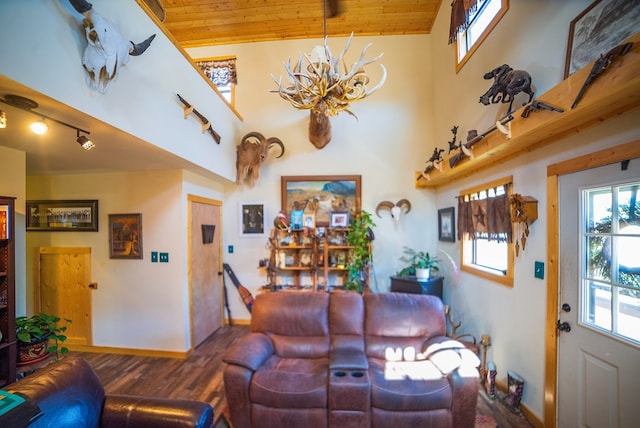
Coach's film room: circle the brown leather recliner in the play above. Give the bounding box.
[223,291,479,428]
[4,356,214,428]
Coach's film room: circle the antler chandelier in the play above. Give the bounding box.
[271,3,386,149]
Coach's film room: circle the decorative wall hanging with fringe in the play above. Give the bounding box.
[449,0,480,44]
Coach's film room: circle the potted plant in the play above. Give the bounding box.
[398,246,439,280]
[16,312,72,364]
[345,210,376,293]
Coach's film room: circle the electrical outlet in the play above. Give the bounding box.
[159,252,169,263]
[151,251,158,263]
[534,261,544,279]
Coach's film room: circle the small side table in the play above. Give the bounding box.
[389,276,443,299]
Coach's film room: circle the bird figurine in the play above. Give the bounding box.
[274,210,289,230]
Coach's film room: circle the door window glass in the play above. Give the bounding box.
[582,182,640,345]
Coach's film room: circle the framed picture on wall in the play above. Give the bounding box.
[239,202,266,237]
[564,0,640,78]
[26,200,98,232]
[109,213,143,259]
[438,207,456,242]
[281,175,361,226]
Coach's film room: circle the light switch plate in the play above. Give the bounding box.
[159,252,169,263]
[151,251,158,263]
[534,261,544,279]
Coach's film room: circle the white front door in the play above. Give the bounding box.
[558,160,640,427]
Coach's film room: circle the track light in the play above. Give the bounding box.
[76,131,95,150]
[30,118,48,135]
[0,94,95,149]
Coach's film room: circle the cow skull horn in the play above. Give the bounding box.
[130,34,157,56]
[69,0,92,14]
[376,201,395,218]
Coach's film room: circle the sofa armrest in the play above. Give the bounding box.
[101,394,213,428]
[330,349,368,370]
[223,332,274,371]
[422,336,480,375]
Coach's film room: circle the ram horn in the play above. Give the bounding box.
[376,201,395,218]
[396,199,412,214]
[267,137,285,158]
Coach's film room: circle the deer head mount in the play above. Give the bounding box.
[271,33,386,149]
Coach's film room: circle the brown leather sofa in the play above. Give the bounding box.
[4,356,214,428]
[223,291,479,428]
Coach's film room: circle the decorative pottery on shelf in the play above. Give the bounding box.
[17,337,50,366]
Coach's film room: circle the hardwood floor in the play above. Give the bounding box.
[72,325,533,427]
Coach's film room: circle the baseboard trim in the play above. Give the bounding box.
[225,318,250,326]
[494,380,543,428]
[68,344,191,359]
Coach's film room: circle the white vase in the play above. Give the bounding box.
[415,268,430,280]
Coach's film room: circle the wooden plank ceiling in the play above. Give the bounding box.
[160,0,444,47]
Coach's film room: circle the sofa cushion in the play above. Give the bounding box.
[250,355,329,408]
[252,293,330,358]
[368,358,452,411]
[364,293,446,361]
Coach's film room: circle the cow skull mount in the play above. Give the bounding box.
[272,33,386,149]
[376,199,412,221]
[68,0,156,94]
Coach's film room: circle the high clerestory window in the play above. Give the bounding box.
[449,0,509,72]
[458,176,514,287]
[195,56,237,106]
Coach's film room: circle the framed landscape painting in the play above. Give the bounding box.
[281,175,361,226]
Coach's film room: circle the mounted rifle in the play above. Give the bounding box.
[571,41,634,109]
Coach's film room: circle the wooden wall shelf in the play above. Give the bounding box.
[416,32,640,189]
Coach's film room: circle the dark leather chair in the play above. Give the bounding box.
[5,356,214,428]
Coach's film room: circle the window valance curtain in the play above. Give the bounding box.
[457,183,512,242]
[449,0,480,44]
[196,58,237,86]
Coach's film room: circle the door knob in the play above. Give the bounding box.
[557,320,571,332]
[562,303,571,312]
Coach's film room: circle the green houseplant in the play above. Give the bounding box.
[345,210,376,293]
[16,312,72,363]
[397,246,439,280]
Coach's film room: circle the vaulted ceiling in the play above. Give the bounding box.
[160,0,444,47]
[0,1,444,176]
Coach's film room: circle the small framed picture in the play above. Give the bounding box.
[438,207,455,242]
[240,202,266,237]
[290,210,304,230]
[330,211,350,228]
[109,213,143,259]
[303,213,316,229]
